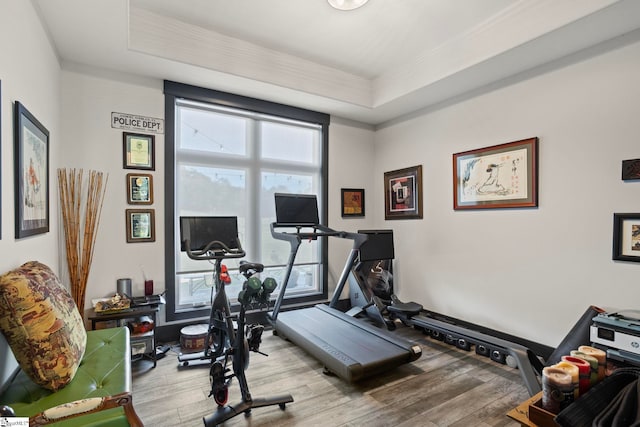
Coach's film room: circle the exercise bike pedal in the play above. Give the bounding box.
[247,324,265,353]
[211,386,229,406]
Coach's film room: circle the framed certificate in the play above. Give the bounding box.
[125,209,155,243]
[126,173,153,204]
[123,132,154,170]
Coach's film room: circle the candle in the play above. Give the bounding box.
[578,346,606,381]
[542,367,574,414]
[570,350,599,385]
[561,355,591,396]
[553,361,579,399]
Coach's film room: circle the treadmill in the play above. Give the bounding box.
[268,193,422,382]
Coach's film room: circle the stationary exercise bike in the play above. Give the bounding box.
[180,216,293,426]
[178,216,267,367]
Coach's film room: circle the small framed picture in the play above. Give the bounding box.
[125,209,155,243]
[123,132,154,170]
[622,159,640,180]
[384,165,423,220]
[341,188,365,217]
[612,213,640,262]
[126,173,153,204]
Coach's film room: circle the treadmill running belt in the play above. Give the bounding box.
[274,304,421,382]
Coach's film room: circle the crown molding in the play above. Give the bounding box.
[128,6,372,108]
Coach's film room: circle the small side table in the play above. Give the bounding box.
[88,305,160,368]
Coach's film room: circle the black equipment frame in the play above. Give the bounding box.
[179,216,293,425]
[267,194,422,382]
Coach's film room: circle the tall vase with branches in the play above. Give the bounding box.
[58,168,108,316]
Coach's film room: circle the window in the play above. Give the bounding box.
[164,81,329,321]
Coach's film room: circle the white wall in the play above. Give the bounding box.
[59,68,165,315]
[56,72,376,323]
[374,36,640,347]
[0,1,61,273]
[327,118,376,296]
[0,0,61,388]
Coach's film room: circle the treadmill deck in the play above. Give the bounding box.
[273,304,421,382]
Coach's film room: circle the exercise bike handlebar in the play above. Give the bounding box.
[183,238,246,261]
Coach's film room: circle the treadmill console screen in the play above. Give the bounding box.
[274,193,320,225]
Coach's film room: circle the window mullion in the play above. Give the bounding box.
[247,118,260,262]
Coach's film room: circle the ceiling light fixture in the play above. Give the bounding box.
[327,0,369,11]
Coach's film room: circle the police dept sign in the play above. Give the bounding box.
[112,112,164,134]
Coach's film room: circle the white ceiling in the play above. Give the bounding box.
[33,0,640,125]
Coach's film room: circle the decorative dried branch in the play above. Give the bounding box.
[58,168,108,315]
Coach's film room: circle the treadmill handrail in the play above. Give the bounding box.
[269,222,367,320]
[271,223,346,240]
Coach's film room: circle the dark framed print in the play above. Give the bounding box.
[126,209,155,243]
[123,132,155,170]
[453,137,538,210]
[126,173,153,204]
[612,213,640,262]
[384,165,423,220]
[14,101,49,238]
[622,159,640,180]
[0,80,2,239]
[341,188,365,217]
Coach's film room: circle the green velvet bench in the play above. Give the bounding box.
[1,327,142,426]
[0,261,143,426]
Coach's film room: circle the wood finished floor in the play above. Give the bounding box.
[132,324,528,426]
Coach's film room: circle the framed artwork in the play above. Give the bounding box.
[384,165,423,220]
[612,213,640,262]
[453,137,538,210]
[0,80,2,239]
[123,132,155,170]
[622,159,640,180]
[341,188,365,217]
[14,101,49,238]
[125,209,155,243]
[126,173,153,204]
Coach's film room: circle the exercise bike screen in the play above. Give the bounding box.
[179,216,240,252]
[358,229,395,262]
[274,193,320,225]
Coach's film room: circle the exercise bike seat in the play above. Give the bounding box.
[239,261,264,275]
[387,301,423,317]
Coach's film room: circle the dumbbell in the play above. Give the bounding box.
[258,277,278,304]
[238,276,262,306]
